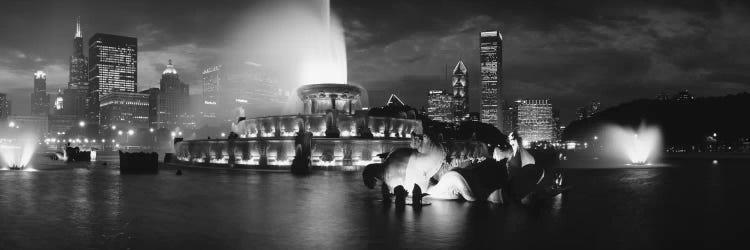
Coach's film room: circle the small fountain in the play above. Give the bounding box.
[605,124,662,165]
[0,133,38,171]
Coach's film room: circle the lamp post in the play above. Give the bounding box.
[127,129,134,144]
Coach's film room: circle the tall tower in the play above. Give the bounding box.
[66,17,90,122]
[88,33,137,126]
[31,71,49,115]
[69,17,88,87]
[451,60,469,122]
[480,30,502,129]
[158,60,189,130]
[201,65,221,122]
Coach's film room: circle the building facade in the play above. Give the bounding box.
[479,30,502,129]
[89,33,137,126]
[201,65,221,122]
[99,91,149,131]
[158,60,189,130]
[0,93,10,121]
[31,71,50,115]
[451,60,469,122]
[426,89,453,122]
[140,88,160,129]
[516,99,555,145]
[502,100,518,134]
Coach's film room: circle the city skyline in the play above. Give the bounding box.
[1,0,750,123]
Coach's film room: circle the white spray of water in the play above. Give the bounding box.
[227,0,347,88]
[604,124,662,164]
[0,133,38,169]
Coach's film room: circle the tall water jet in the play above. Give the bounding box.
[227,0,348,89]
[604,124,662,165]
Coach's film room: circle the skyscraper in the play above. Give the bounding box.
[64,17,91,122]
[69,17,88,88]
[158,60,189,130]
[201,65,221,121]
[31,71,50,115]
[426,89,453,122]
[451,60,468,122]
[480,30,502,129]
[0,93,10,121]
[140,88,159,129]
[516,99,555,145]
[89,33,137,126]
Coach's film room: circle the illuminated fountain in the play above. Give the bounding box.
[605,124,662,165]
[0,134,37,171]
[173,0,488,170]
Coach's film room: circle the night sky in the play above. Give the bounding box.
[1,0,749,123]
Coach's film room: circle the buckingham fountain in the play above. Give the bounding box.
[172,0,489,171]
[174,83,428,171]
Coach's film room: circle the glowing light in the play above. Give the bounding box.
[171,132,176,137]
[127,129,134,136]
[606,124,662,165]
[712,160,718,165]
[149,128,154,133]
[8,121,15,128]
[118,130,123,135]
[34,70,46,79]
[79,121,85,127]
[221,132,226,137]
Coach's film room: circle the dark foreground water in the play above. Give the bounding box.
[1,156,749,249]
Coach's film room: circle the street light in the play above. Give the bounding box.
[79,121,85,128]
[8,121,15,128]
[118,130,123,135]
[127,129,134,136]
[149,128,154,133]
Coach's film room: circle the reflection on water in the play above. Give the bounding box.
[1,158,749,249]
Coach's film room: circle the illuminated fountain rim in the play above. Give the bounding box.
[296,83,365,99]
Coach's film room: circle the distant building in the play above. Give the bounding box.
[48,114,78,136]
[140,88,160,129]
[158,60,189,130]
[31,71,50,115]
[69,17,88,89]
[386,94,405,107]
[99,91,149,131]
[675,89,694,101]
[201,65,221,120]
[451,60,469,122]
[656,92,670,101]
[0,93,10,121]
[516,99,554,145]
[576,107,587,121]
[426,89,453,122]
[468,112,481,122]
[89,33,137,126]
[502,101,518,134]
[53,89,64,112]
[64,18,91,122]
[576,100,601,120]
[480,30,502,129]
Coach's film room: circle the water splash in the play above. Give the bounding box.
[228,0,348,88]
[605,124,662,164]
[0,133,37,169]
